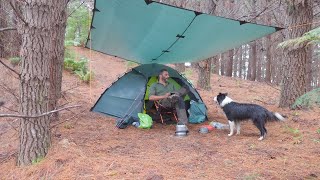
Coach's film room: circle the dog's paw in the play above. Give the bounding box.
[258,136,264,140]
[228,133,233,136]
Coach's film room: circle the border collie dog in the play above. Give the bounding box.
[214,93,285,140]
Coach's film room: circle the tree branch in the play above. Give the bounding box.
[0,27,17,32]
[0,105,81,118]
[67,1,85,18]
[9,0,28,25]
[0,59,20,77]
[50,108,87,128]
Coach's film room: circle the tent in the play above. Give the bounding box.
[91,63,204,120]
[86,0,282,64]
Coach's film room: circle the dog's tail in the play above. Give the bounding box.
[267,111,286,121]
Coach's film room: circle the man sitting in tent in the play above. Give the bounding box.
[149,69,189,125]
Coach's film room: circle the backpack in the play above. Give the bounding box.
[188,100,207,124]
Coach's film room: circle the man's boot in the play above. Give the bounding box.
[176,107,188,125]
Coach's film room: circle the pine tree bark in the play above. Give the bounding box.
[265,35,272,83]
[0,0,8,58]
[220,53,225,76]
[15,0,68,166]
[225,49,234,77]
[233,48,238,78]
[191,0,216,90]
[239,45,243,79]
[256,41,262,82]
[212,56,219,75]
[250,41,257,81]
[279,0,313,107]
[247,45,252,80]
[197,59,211,90]
[305,46,312,91]
[48,11,67,121]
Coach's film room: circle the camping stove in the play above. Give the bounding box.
[175,124,188,136]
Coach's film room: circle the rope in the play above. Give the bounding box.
[115,88,146,128]
[89,7,93,103]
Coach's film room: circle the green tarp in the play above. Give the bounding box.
[86,0,281,64]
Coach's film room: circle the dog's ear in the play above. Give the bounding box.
[225,93,228,96]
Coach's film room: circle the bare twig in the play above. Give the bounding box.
[0,105,18,113]
[6,119,19,132]
[61,85,80,94]
[0,27,17,32]
[266,82,281,91]
[0,83,19,103]
[50,108,87,128]
[0,105,81,118]
[67,1,85,18]
[0,151,17,164]
[0,59,20,77]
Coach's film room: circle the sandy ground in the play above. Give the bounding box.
[0,47,320,180]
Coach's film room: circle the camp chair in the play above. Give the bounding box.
[154,100,178,124]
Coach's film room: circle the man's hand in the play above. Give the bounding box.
[149,93,171,101]
[164,93,170,98]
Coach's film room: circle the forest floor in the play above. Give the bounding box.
[0,47,320,180]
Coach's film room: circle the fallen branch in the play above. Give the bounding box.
[0,59,20,77]
[0,27,17,32]
[0,105,81,118]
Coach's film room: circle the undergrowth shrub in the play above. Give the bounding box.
[64,48,94,83]
[292,88,320,109]
[9,57,21,66]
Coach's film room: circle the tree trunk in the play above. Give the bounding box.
[212,56,219,75]
[190,0,216,89]
[174,63,185,73]
[0,0,8,58]
[239,45,243,79]
[225,49,234,77]
[246,45,252,80]
[250,41,257,81]
[15,0,68,166]
[256,40,262,82]
[279,0,313,107]
[233,48,238,77]
[305,46,312,91]
[265,36,272,82]
[220,53,225,76]
[0,0,21,58]
[197,59,212,90]
[48,12,67,121]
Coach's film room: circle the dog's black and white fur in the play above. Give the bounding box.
[214,93,285,140]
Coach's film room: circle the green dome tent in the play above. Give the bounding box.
[91,63,204,121]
